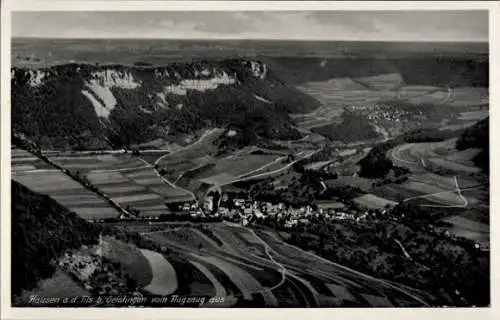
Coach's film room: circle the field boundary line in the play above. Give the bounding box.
[137,157,197,201]
[419,176,469,208]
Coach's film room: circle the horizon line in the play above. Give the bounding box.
[11,36,489,44]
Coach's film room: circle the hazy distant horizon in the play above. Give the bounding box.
[11,36,489,44]
[12,11,488,43]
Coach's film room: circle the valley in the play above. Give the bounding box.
[10,38,489,308]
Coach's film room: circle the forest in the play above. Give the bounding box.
[311,110,380,143]
[455,117,489,172]
[11,181,102,297]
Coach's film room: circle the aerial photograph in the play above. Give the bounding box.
[10,10,489,308]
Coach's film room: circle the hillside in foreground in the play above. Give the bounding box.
[11,180,102,299]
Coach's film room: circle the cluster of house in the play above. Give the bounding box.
[211,196,375,227]
[347,103,426,123]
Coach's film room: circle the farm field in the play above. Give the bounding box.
[442,216,489,246]
[86,165,194,216]
[353,194,398,210]
[155,128,225,173]
[12,170,120,220]
[144,228,222,252]
[140,249,178,295]
[457,110,489,121]
[11,149,151,175]
[387,139,483,175]
[177,152,286,185]
[383,137,489,245]
[438,121,476,131]
[297,80,486,108]
[50,154,146,172]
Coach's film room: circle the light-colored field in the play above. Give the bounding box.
[12,170,120,220]
[304,159,336,171]
[442,216,489,245]
[400,181,465,205]
[428,158,481,174]
[457,110,489,121]
[361,294,394,307]
[315,201,347,210]
[199,173,238,186]
[140,249,178,295]
[11,164,37,171]
[353,194,398,210]
[325,283,356,301]
[439,122,476,131]
[50,154,146,172]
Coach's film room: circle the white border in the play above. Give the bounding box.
[1,1,498,320]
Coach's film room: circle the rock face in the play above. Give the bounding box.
[11,59,320,150]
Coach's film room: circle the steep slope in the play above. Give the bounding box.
[11,59,320,150]
[456,117,489,172]
[11,180,102,297]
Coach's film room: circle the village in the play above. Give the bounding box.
[173,190,401,229]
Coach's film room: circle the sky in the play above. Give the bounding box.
[12,11,488,42]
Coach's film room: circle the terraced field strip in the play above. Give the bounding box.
[189,253,279,306]
[140,249,178,295]
[189,260,227,296]
[152,228,221,252]
[49,154,147,173]
[86,164,194,215]
[12,170,120,220]
[144,228,272,275]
